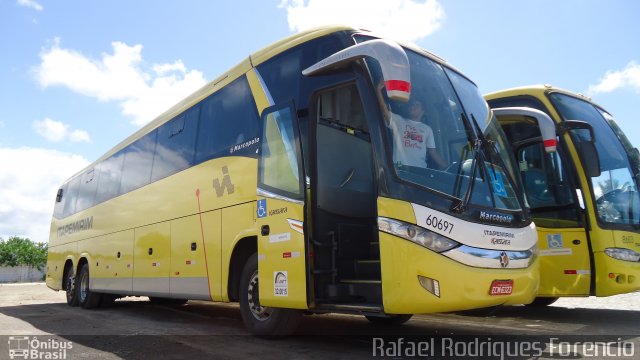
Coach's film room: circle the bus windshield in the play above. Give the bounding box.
[549,93,640,226]
[373,49,522,211]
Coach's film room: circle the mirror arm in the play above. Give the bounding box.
[302,39,411,101]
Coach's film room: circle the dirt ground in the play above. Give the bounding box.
[0,283,638,359]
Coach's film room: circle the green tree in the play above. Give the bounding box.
[0,236,48,270]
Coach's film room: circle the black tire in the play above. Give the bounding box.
[365,314,413,326]
[239,253,302,337]
[149,297,188,305]
[77,263,102,309]
[526,297,560,307]
[63,264,79,307]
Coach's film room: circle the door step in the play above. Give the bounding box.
[314,303,384,316]
[341,279,381,284]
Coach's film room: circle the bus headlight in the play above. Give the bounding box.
[378,217,459,253]
[605,248,640,262]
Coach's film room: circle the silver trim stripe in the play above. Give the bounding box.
[257,187,304,205]
[442,245,535,269]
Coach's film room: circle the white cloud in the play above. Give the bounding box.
[0,147,89,243]
[69,129,91,143]
[35,39,207,127]
[17,0,43,11]
[588,61,640,95]
[278,0,445,43]
[32,118,91,143]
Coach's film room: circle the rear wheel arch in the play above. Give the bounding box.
[62,259,75,290]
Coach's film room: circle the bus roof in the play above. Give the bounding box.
[485,84,602,108]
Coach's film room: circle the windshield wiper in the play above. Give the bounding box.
[451,112,482,214]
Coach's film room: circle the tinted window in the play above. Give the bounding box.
[487,96,548,114]
[259,105,303,199]
[517,141,581,227]
[53,184,67,219]
[76,169,98,212]
[62,176,80,218]
[152,106,199,182]
[256,33,350,108]
[196,76,260,163]
[120,130,157,194]
[95,150,125,204]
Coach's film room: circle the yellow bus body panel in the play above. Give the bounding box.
[379,233,538,313]
[377,197,538,313]
[47,155,257,300]
[257,198,308,309]
[536,226,590,296]
[45,241,76,290]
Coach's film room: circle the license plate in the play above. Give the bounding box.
[490,280,513,295]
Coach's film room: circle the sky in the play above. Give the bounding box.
[1,0,639,243]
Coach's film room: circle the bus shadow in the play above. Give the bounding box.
[456,304,640,334]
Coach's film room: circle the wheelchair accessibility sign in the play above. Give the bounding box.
[547,233,563,248]
[257,199,267,218]
[489,170,507,198]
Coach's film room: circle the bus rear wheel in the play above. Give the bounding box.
[77,263,102,309]
[239,253,302,337]
[64,264,78,307]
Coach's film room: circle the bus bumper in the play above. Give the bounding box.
[594,251,640,297]
[379,232,539,314]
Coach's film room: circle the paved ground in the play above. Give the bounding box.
[0,283,638,359]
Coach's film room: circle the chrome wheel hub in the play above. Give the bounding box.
[247,270,273,321]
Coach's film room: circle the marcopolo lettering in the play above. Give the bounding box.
[57,216,93,238]
[229,137,260,154]
[479,211,513,224]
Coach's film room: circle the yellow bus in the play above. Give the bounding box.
[487,85,640,305]
[46,26,539,336]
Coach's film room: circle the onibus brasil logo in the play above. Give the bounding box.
[7,336,72,359]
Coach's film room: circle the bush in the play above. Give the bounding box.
[0,236,48,271]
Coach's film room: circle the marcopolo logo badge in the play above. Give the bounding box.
[7,336,73,359]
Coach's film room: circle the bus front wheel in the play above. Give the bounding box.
[239,253,302,337]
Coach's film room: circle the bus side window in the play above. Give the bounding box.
[152,106,199,182]
[196,76,260,163]
[94,150,125,205]
[53,184,68,219]
[76,168,98,212]
[120,130,157,194]
[62,176,81,218]
[518,142,581,227]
